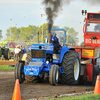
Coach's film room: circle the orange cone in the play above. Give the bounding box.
[12,79,21,100]
[94,75,100,94]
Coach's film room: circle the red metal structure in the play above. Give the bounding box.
[84,12,100,47]
[75,11,100,85]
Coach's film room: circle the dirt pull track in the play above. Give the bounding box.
[0,60,17,65]
[0,72,94,100]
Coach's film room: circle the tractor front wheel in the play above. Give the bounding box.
[49,64,59,86]
[18,62,25,83]
[14,63,19,81]
[14,62,25,83]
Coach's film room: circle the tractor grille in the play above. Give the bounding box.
[28,62,43,67]
[31,50,45,58]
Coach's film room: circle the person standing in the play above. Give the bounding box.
[14,45,21,61]
[22,46,26,53]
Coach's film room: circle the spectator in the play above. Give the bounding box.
[27,47,31,52]
[14,45,21,61]
[20,45,22,50]
[22,46,26,53]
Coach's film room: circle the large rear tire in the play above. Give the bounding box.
[25,50,36,82]
[61,51,80,85]
[4,49,10,60]
[49,64,59,86]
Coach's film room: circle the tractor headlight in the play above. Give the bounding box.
[46,61,49,64]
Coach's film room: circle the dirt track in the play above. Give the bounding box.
[0,60,17,65]
[0,72,94,100]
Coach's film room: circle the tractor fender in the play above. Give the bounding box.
[60,46,74,63]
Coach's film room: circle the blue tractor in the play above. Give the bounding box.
[14,28,80,85]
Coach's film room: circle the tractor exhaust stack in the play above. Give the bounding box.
[48,33,51,45]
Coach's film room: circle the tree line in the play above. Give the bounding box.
[1,23,79,45]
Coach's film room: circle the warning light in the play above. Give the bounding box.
[94,36,97,39]
[85,10,87,14]
[82,10,84,15]
[91,36,94,39]
[91,36,97,39]
[82,10,87,15]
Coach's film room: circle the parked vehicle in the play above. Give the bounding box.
[0,42,10,60]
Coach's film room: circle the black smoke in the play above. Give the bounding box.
[42,0,74,33]
[42,0,100,33]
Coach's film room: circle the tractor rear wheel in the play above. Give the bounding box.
[25,50,36,82]
[61,50,80,85]
[49,64,59,86]
[4,49,10,60]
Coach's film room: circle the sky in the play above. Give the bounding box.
[0,0,100,44]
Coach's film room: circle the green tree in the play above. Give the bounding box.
[37,23,48,43]
[64,27,79,45]
[5,29,10,41]
[11,27,20,42]
[5,25,39,43]
[5,24,79,45]
[19,25,39,42]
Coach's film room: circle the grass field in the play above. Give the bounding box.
[0,65,15,71]
[45,94,100,100]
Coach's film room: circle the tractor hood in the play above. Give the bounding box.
[31,43,54,54]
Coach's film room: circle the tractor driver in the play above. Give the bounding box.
[50,33,59,51]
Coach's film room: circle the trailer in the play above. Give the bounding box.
[14,11,100,86]
[75,11,100,85]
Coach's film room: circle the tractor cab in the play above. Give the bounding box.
[47,28,67,64]
[29,28,68,65]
